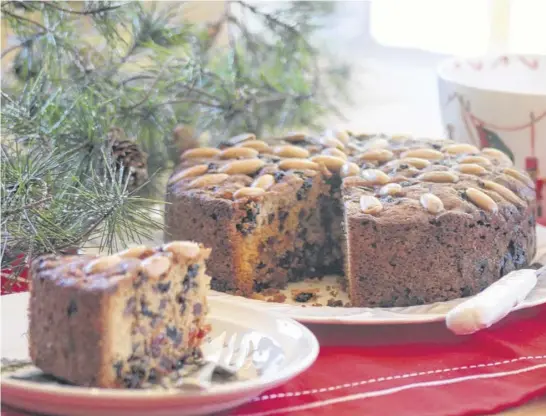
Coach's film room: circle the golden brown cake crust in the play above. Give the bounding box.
[164,132,537,307]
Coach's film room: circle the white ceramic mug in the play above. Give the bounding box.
[437,54,546,179]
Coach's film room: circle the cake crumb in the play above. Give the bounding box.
[263,288,280,297]
[311,302,322,307]
[250,293,266,301]
[327,298,343,307]
[291,288,320,303]
[294,292,314,303]
[329,290,338,297]
[267,293,287,303]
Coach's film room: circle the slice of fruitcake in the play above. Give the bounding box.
[28,241,211,388]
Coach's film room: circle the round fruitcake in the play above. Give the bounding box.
[164,131,537,307]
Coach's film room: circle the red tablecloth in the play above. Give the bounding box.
[232,305,546,416]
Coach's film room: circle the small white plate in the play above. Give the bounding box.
[1,293,319,416]
[209,227,546,325]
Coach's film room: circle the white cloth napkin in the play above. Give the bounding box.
[446,225,546,335]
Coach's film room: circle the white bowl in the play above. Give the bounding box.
[437,54,546,175]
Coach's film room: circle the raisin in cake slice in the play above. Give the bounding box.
[28,241,211,388]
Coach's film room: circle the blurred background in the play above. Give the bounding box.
[3,1,546,136]
[319,0,546,135]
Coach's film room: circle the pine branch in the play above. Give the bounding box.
[2,197,52,216]
[1,1,351,290]
[1,9,49,32]
[236,1,302,39]
[0,32,45,59]
[120,57,174,111]
[151,98,226,110]
[38,1,124,16]
[225,2,242,86]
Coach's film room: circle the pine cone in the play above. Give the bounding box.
[107,128,148,191]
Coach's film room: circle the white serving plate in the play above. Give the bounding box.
[209,226,546,325]
[0,293,319,416]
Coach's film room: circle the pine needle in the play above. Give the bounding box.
[0,1,350,289]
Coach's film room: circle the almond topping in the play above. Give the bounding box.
[503,168,535,188]
[162,241,201,259]
[321,148,348,160]
[325,128,350,145]
[360,195,383,215]
[140,255,172,279]
[442,143,480,155]
[418,171,459,183]
[181,147,221,160]
[465,187,498,213]
[278,159,320,171]
[219,147,259,159]
[319,135,345,150]
[359,148,394,162]
[459,155,492,166]
[273,145,310,158]
[379,183,403,196]
[310,155,346,172]
[482,147,513,164]
[233,187,266,199]
[454,163,487,176]
[168,164,208,185]
[362,138,390,150]
[420,193,444,214]
[84,255,122,275]
[398,157,431,169]
[402,148,444,160]
[361,169,391,185]
[219,159,265,175]
[188,173,229,188]
[482,180,524,205]
[340,162,360,178]
[252,174,275,190]
[237,140,271,152]
[118,246,154,259]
